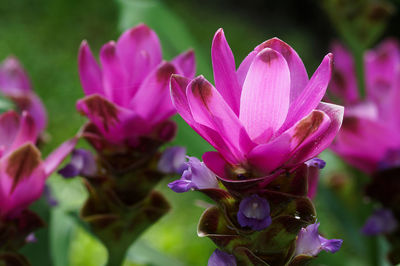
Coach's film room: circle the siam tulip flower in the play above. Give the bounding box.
[208,249,237,266]
[295,223,343,257]
[171,28,344,186]
[0,56,47,133]
[329,40,400,173]
[76,23,195,149]
[0,110,77,219]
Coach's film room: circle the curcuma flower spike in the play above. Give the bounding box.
[171,28,343,189]
[329,40,400,173]
[170,28,343,265]
[75,24,196,266]
[0,56,47,133]
[0,110,77,262]
[76,23,195,150]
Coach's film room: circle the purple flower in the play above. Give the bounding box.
[76,24,195,147]
[362,208,397,235]
[0,111,77,219]
[168,156,219,193]
[171,29,343,182]
[329,40,400,173]
[305,158,326,169]
[58,149,96,178]
[237,194,272,231]
[295,223,343,257]
[208,249,236,266]
[0,56,47,133]
[157,146,187,174]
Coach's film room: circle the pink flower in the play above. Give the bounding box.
[329,40,400,173]
[0,110,76,219]
[171,29,343,183]
[0,56,47,133]
[76,24,195,147]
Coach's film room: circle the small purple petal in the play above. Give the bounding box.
[158,146,187,174]
[305,158,326,169]
[43,185,58,207]
[58,149,96,178]
[25,233,37,243]
[237,194,272,231]
[168,156,219,193]
[378,149,400,170]
[167,179,194,193]
[362,208,398,235]
[319,236,343,253]
[208,249,237,266]
[296,223,343,256]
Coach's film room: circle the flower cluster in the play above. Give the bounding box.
[169,29,343,265]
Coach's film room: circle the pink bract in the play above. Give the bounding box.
[329,40,400,173]
[0,111,76,219]
[171,29,343,182]
[76,24,196,146]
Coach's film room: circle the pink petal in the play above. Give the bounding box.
[0,111,20,154]
[329,42,358,104]
[255,38,309,102]
[239,48,291,142]
[170,75,237,164]
[116,24,162,95]
[247,134,292,174]
[202,151,229,179]
[10,111,37,151]
[248,110,332,173]
[279,53,333,133]
[187,76,254,162]
[331,114,399,173]
[0,143,45,218]
[0,56,31,94]
[172,49,196,79]
[237,51,257,87]
[43,137,78,176]
[211,29,241,115]
[78,41,104,96]
[77,94,146,144]
[365,39,400,121]
[12,93,47,133]
[289,102,344,165]
[100,41,127,106]
[130,62,178,125]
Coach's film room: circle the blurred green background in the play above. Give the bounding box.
[1,0,399,265]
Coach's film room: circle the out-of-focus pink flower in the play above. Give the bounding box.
[76,24,195,147]
[171,29,343,183]
[0,56,47,133]
[0,111,77,219]
[329,40,400,173]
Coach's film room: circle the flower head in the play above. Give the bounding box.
[76,24,195,147]
[0,111,76,219]
[237,194,272,231]
[295,223,343,257]
[171,29,343,183]
[208,249,236,266]
[168,156,218,193]
[329,40,400,173]
[0,56,47,133]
